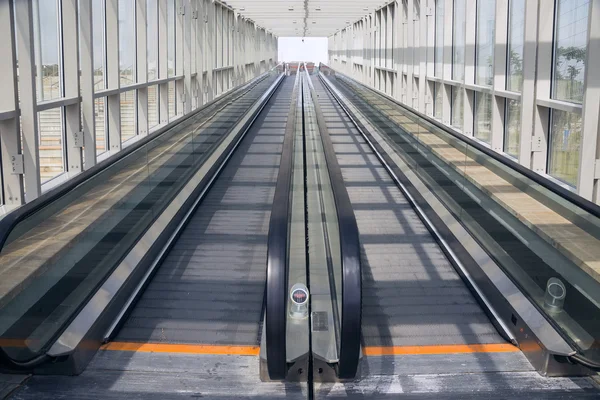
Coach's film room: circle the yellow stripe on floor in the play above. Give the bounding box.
[101,342,260,356]
[363,343,518,356]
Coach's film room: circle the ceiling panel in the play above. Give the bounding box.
[223,0,386,37]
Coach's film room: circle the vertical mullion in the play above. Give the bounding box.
[137,0,148,136]
[158,0,169,124]
[80,0,97,169]
[491,0,509,153]
[206,0,214,102]
[0,1,24,205]
[14,0,42,200]
[406,1,414,107]
[183,0,192,114]
[106,0,121,151]
[419,0,428,114]
[176,0,185,115]
[531,0,554,174]
[63,0,83,175]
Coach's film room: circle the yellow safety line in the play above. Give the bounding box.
[101,341,260,356]
[363,343,519,356]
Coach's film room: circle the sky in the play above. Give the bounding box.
[278,37,328,65]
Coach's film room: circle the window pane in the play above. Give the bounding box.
[148,85,159,129]
[434,83,443,119]
[507,0,525,92]
[548,110,582,187]
[504,99,521,157]
[476,0,495,86]
[168,0,175,77]
[147,0,158,81]
[452,0,466,81]
[38,108,64,182]
[451,86,464,130]
[434,0,445,77]
[93,0,106,91]
[474,92,492,144]
[168,81,176,119]
[95,98,107,154]
[34,0,61,102]
[119,0,135,86]
[552,0,589,103]
[120,91,136,143]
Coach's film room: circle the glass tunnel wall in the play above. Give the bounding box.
[0,0,277,208]
[327,0,600,204]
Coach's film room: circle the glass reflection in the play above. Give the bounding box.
[451,86,463,130]
[434,83,443,120]
[119,0,135,86]
[476,0,496,86]
[504,99,521,158]
[120,91,136,143]
[34,0,61,101]
[474,92,492,144]
[93,0,106,91]
[453,0,466,81]
[147,0,158,81]
[435,0,445,77]
[548,110,582,187]
[507,0,525,92]
[38,108,64,182]
[553,0,589,104]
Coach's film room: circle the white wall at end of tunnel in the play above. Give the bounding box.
[278,37,328,64]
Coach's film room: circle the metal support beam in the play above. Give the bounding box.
[14,0,41,200]
[0,0,24,205]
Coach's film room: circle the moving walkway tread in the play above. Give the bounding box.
[114,78,296,346]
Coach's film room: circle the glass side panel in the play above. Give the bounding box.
[507,0,525,92]
[168,81,176,119]
[147,0,158,82]
[451,86,463,131]
[95,97,107,154]
[0,72,278,362]
[552,0,589,104]
[119,0,135,86]
[452,0,466,81]
[504,98,521,158]
[548,109,582,187]
[38,108,64,182]
[168,0,176,77]
[92,0,106,91]
[34,0,61,102]
[434,82,443,120]
[476,0,496,86]
[120,90,136,143]
[148,85,159,129]
[474,92,492,144]
[435,0,444,78]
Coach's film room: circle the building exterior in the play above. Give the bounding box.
[328,0,600,203]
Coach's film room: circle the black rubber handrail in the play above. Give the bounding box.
[0,67,281,252]
[305,70,362,379]
[326,66,600,220]
[265,73,300,380]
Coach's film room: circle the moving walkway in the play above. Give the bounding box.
[1,65,600,398]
